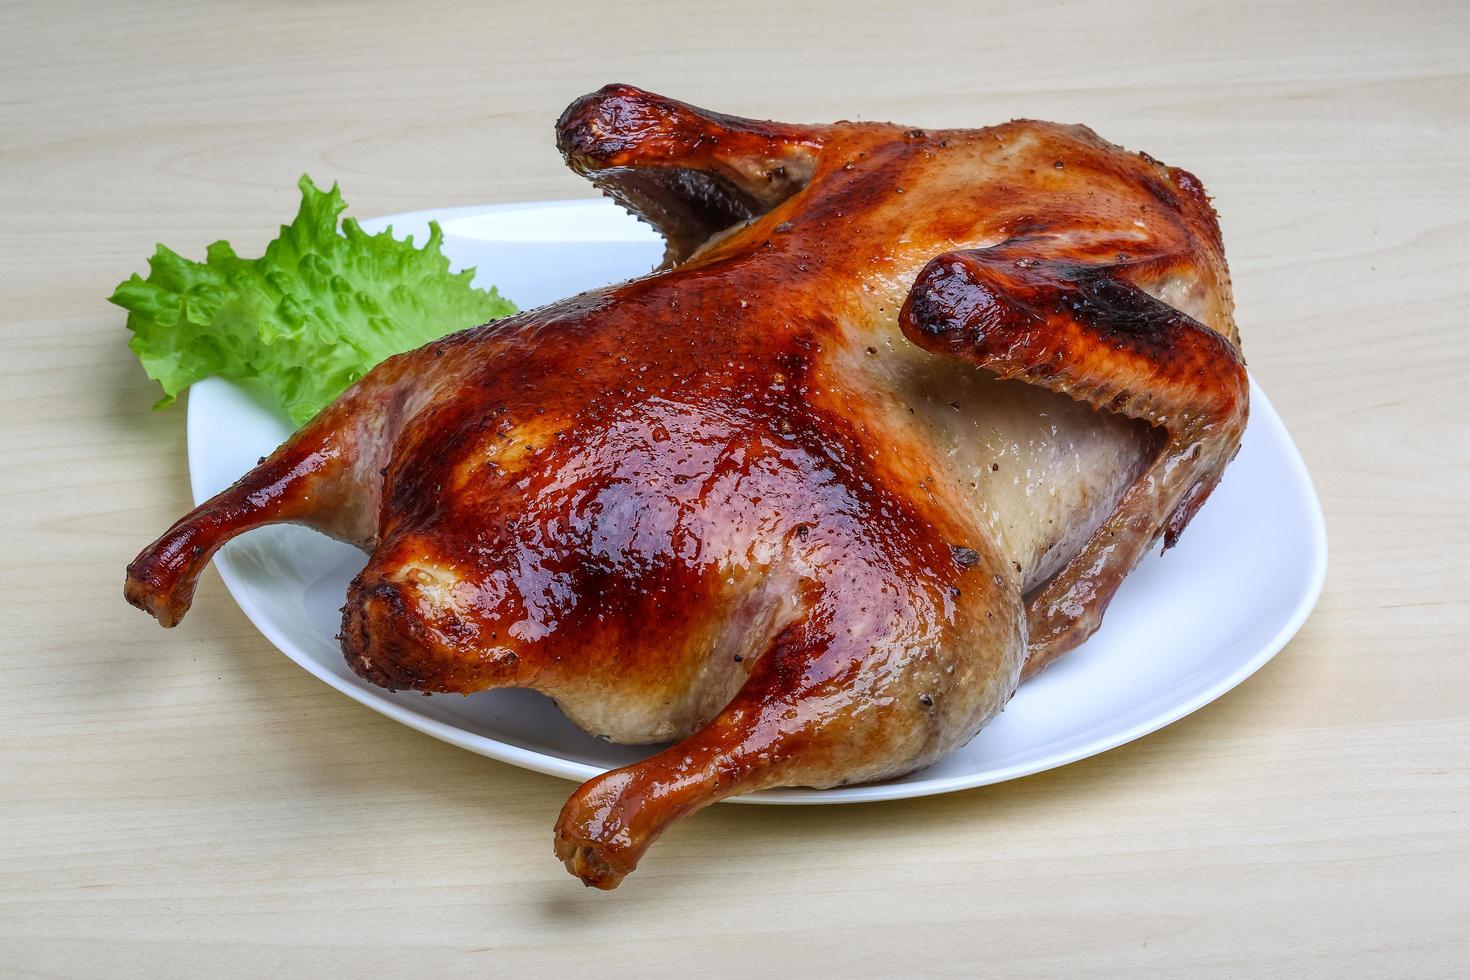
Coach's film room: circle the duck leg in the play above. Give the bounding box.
[554,549,1025,889]
[124,358,421,627]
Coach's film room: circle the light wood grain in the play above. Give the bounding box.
[3,0,1467,976]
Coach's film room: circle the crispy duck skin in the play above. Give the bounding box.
[126,85,1247,889]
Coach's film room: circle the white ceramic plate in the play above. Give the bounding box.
[186,198,1327,804]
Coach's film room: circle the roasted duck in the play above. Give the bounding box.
[126,85,1248,889]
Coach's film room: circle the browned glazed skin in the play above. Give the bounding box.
[125,85,1248,889]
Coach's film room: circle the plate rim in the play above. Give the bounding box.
[187,199,1328,806]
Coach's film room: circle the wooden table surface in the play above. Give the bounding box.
[4,0,1467,976]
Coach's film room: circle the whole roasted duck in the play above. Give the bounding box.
[126,85,1248,889]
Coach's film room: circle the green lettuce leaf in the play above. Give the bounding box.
[111,175,516,426]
